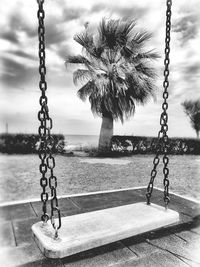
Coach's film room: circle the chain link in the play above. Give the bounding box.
[146,0,172,208]
[37,0,61,232]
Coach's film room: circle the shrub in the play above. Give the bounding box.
[0,133,65,154]
[111,135,200,155]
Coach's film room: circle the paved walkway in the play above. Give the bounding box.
[0,187,200,267]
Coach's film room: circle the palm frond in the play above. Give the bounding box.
[65,55,91,67]
[116,19,136,46]
[74,32,94,51]
[182,100,200,132]
[120,46,135,59]
[135,50,160,61]
[74,31,107,62]
[135,63,157,79]
[98,19,119,49]
[73,69,92,85]
[77,81,95,101]
[182,100,200,115]
[119,31,153,60]
[125,72,156,104]
[131,31,152,45]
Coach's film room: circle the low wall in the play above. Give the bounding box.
[111,135,200,155]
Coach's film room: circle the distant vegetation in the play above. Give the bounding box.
[70,136,200,156]
[110,136,200,155]
[1,134,200,156]
[182,100,200,138]
[0,134,65,154]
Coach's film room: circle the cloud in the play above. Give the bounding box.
[44,14,76,48]
[173,13,200,45]
[62,7,87,22]
[1,57,37,89]
[91,3,105,13]
[9,12,36,38]
[184,62,200,76]
[169,60,200,103]
[1,32,19,44]
[111,6,148,20]
[0,10,37,48]
[8,50,37,61]
[56,45,73,60]
[91,3,148,20]
[45,22,67,46]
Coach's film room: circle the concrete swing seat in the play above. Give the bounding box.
[32,202,179,258]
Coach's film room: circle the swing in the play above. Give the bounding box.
[32,0,179,259]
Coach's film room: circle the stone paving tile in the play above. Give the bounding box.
[13,217,38,246]
[0,242,43,267]
[17,260,63,267]
[30,201,50,218]
[0,221,16,247]
[113,250,190,267]
[31,198,80,218]
[175,230,200,264]
[58,198,82,215]
[70,189,145,212]
[0,240,64,267]
[121,238,160,258]
[148,232,200,265]
[176,229,200,242]
[19,259,64,267]
[61,241,137,267]
[191,223,200,235]
[0,203,36,222]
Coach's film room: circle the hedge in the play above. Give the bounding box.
[111,135,200,155]
[1,134,200,155]
[0,133,65,154]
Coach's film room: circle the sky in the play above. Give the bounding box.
[0,0,200,137]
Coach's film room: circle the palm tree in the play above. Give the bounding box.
[66,18,159,153]
[182,100,200,138]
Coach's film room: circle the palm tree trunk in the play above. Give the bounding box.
[98,115,113,154]
[196,130,199,138]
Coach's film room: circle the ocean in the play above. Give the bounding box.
[64,135,99,149]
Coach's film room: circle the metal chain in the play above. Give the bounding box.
[37,0,61,235]
[146,0,172,209]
